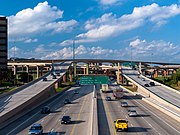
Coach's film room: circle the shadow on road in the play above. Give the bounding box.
[128,127,151,132]
[70,120,85,124]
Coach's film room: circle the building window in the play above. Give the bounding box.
[0,33,6,37]
[0,20,7,25]
[0,27,6,31]
[0,39,6,44]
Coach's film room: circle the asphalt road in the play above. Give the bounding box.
[97,86,180,135]
[0,61,72,116]
[0,85,93,135]
[121,67,180,108]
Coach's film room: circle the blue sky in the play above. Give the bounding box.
[0,0,180,62]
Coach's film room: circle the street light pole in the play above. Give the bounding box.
[73,40,75,61]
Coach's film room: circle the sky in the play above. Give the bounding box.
[0,0,180,63]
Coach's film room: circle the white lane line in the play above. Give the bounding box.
[4,96,12,102]
[131,96,180,134]
[7,111,40,135]
[7,90,68,135]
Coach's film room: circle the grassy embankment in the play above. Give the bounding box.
[153,77,180,90]
[56,82,75,92]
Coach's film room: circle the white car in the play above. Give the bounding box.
[128,110,137,117]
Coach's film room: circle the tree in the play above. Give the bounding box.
[172,68,180,86]
[19,72,28,83]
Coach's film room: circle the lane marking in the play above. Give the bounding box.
[70,95,87,135]
[101,94,116,135]
[129,94,180,134]
[7,91,68,135]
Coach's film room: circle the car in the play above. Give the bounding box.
[28,123,43,135]
[61,116,71,124]
[114,119,128,132]
[141,78,145,81]
[42,77,47,81]
[105,96,111,101]
[150,82,155,86]
[121,102,128,107]
[74,90,79,94]
[128,110,137,117]
[52,75,56,79]
[144,83,150,87]
[41,106,50,114]
[64,99,71,104]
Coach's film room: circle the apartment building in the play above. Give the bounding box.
[0,17,8,75]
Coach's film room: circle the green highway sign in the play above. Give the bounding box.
[80,76,109,84]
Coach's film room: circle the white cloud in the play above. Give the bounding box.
[128,39,180,62]
[74,3,180,43]
[8,1,77,39]
[130,39,146,47]
[24,38,38,43]
[99,0,118,5]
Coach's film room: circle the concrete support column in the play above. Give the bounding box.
[36,66,39,79]
[153,69,158,78]
[54,82,58,89]
[25,65,29,73]
[139,62,142,74]
[117,62,120,84]
[63,74,67,82]
[13,65,17,76]
[173,69,177,74]
[40,66,43,77]
[69,68,73,82]
[73,63,77,78]
[106,69,109,76]
[86,63,89,75]
[163,69,167,77]
[83,68,86,75]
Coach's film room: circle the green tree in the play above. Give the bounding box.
[172,68,180,86]
[19,72,28,83]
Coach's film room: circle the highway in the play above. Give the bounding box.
[0,85,93,135]
[121,67,180,108]
[0,61,72,115]
[97,85,180,135]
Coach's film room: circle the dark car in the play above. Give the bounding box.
[42,77,47,81]
[28,123,43,135]
[52,75,56,79]
[144,84,150,87]
[61,116,71,124]
[64,99,71,104]
[74,90,79,94]
[105,96,111,101]
[150,82,155,86]
[41,106,50,114]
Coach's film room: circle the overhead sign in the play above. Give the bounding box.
[80,76,109,84]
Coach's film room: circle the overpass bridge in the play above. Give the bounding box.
[1,59,180,133]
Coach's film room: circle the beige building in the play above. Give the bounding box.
[0,17,8,75]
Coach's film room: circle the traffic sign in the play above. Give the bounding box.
[80,76,109,84]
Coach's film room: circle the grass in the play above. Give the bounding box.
[56,82,75,92]
[153,77,180,91]
[123,85,137,92]
[0,87,18,95]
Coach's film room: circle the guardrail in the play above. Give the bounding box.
[91,85,98,135]
[123,74,179,110]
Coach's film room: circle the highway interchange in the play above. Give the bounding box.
[0,63,180,135]
[1,84,180,135]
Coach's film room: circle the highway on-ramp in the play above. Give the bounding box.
[0,85,93,135]
[121,67,180,108]
[97,85,180,135]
